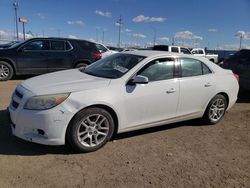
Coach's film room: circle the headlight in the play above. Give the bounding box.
[24,93,70,110]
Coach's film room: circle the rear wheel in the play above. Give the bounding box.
[67,107,115,153]
[203,94,227,124]
[0,61,14,81]
[209,59,215,63]
[75,62,88,69]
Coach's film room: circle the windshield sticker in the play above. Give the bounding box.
[114,65,128,73]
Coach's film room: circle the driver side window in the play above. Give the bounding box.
[22,40,49,51]
[137,58,175,82]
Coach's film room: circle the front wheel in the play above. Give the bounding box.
[203,94,227,124]
[0,61,14,81]
[67,108,115,153]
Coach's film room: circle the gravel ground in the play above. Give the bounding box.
[0,79,249,188]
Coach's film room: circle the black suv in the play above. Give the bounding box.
[0,37,102,81]
[221,49,250,90]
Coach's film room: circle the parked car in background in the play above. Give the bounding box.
[95,43,117,58]
[0,37,105,81]
[107,46,137,52]
[107,46,124,52]
[191,48,218,63]
[220,49,250,90]
[8,51,239,152]
[152,45,192,54]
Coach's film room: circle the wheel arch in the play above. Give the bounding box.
[203,92,230,116]
[74,59,92,68]
[216,92,229,108]
[66,104,119,142]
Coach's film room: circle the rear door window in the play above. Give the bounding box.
[181,48,191,54]
[171,47,179,53]
[78,41,95,51]
[50,40,65,51]
[180,58,203,77]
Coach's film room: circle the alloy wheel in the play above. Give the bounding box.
[208,98,226,122]
[77,114,109,147]
[0,64,10,79]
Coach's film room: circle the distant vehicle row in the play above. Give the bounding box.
[152,45,218,63]
[220,49,250,90]
[0,37,116,81]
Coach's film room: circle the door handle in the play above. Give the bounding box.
[204,83,212,87]
[166,88,176,94]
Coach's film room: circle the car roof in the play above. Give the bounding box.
[123,50,192,58]
[25,37,97,45]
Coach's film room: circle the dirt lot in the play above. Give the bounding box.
[0,78,249,188]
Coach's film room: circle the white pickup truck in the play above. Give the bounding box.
[191,48,218,63]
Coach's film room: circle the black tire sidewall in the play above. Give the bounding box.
[67,108,115,153]
[0,61,13,81]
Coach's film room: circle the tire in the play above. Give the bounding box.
[75,62,88,69]
[67,107,115,153]
[202,94,227,124]
[0,61,14,81]
[209,59,215,63]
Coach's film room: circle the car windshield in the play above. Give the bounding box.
[82,53,146,79]
[9,41,25,48]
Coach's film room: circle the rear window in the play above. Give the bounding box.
[171,47,179,53]
[51,40,65,50]
[181,48,191,54]
[50,40,72,51]
[77,41,96,51]
[152,45,169,51]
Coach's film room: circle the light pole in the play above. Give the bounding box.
[116,16,123,47]
[151,27,156,46]
[13,0,19,40]
[239,34,243,49]
[19,18,28,40]
[96,27,100,42]
[102,29,105,44]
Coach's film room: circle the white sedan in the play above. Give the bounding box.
[8,51,239,152]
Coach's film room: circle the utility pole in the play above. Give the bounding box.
[13,0,19,40]
[116,16,123,47]
[96,28,99,42]
[151,27,156,45]
[239,34,243,50]
[102,29,105,44]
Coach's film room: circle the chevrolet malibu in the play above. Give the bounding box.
[8,51,239,152]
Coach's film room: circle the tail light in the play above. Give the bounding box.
[92,52,102,60]
[233,73,239,81]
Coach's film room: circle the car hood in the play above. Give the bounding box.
[21,69,111,95]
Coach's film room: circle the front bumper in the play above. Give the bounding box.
[9,105,74,145]
[8,85,76,146]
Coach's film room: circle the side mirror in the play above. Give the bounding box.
[128,75,149,85]
[17,48,24,52]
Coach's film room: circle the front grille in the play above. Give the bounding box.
[15,89,23,99]
[12,100,19,109]
[11,88,24,110]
